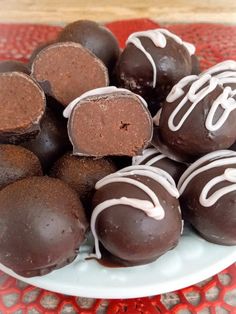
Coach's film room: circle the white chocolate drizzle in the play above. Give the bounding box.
[178,150,236,207]
[126,28,195,88]
[63,86,148,118]
[132,147,166,166]
[91,165,179,259]
[165,61,236,132]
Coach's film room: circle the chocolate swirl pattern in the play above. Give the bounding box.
[126,29,195,88]
[91,165,179,259]
[178,150,236,207]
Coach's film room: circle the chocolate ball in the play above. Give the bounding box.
[64,87,153,157]
[31,42,109,106]
[178,150,236,245]
[154,65,236,162]
[132,147,187,183]
[50,153,117,215]
[28,41,55,67]
[21,106,71,172]
[0,144,42,190]
[116,28,195,116]
[91,165,182,266]
[0,60,30,74]
[0,72,46,144]
[0,176,87,277]
[57,20,120,74]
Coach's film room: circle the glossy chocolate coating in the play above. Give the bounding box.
[21,106,71,172]
[157,84,236,162]
[116,35,192,116]
[0,60,30,74]
[179,154,236,245]
[133,148,187,183]
[50,154,117,215]
[57,20,120,73]
[31,42,109,106]
[0,144,42,190]
[68,91,153,157]
[0,176,87,277]
[0,72,46,144]
[92,174,182,266]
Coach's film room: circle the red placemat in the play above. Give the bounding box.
[0,19,236,313]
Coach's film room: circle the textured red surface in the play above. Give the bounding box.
[0,18,236,313]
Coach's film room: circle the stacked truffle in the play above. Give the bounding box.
[0,19,235,278]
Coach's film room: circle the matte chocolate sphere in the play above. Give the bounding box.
[50,153,117,214]
[91,165,182,266]
[0,176,87,277]
[154,63,236,162]
[132,147,187,183]
[0,60,30,74]
[116,29,195,116]
[0,144,42,190]
[57,20,120,73]
[178,150,236,245]
[21,106,71,172]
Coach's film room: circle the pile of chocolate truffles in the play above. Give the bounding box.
[0,20,236,277]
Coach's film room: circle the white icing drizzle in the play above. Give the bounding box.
[91,165,179,259]
[178,150,236,207]
[63,86,148,118]
[132,147,166,166]
[126,28,195,88]
[166,68,236,132]
[200,168,236,207]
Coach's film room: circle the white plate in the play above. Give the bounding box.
[1,226,236,299]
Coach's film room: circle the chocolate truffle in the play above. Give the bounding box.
[63,87,153,157]
[0,176,87,277]
[91,165,182,266]
[116,28,195,115]
[0,72,46,144]
[0,144,42,190]
[21,106,71,172]
[50,153,117,213]
[132,147,187,183]
[31,42,109,106]
[154,64,236,162]
[57,20,120,74]
[28,41,55,67]
[178,150,236,245]
[0,60,30,74]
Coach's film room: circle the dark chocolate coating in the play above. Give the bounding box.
[136,150,187,183]
[57,20,120,73]
[0,176,87,277]
[116,35,192,116]
[68,91,153,157]
[50,154,117,215]
[0,72,46,144]
[0,144,42,190]
[0,60,30,74]
[21,106,71,172]
[180,155,236,245]
[31,42,109,106]
[93,174,182,266]
[158,84,236,162]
